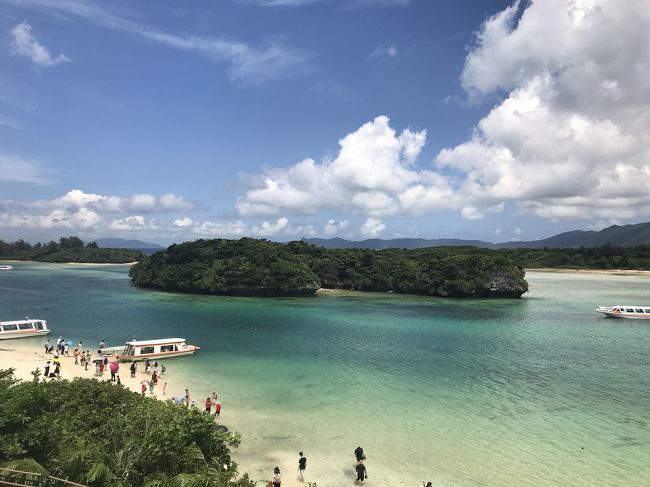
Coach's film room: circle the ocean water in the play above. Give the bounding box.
[1,263,649,486]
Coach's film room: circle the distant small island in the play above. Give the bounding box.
[129,238,529,298]
[0,236,142,264]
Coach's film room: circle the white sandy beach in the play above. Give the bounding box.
[0,343,176,397]
[526,268,650,277]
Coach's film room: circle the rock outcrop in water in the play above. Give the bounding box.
[129,238,528,298]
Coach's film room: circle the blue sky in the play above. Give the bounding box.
[1,0,649,245]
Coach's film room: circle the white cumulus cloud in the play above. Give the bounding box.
[236,115,437,217]
[360,217,385,237]
[438,0,650,221]
[173,217,193,227]
[323,219,348,235]
[11,21,70,67]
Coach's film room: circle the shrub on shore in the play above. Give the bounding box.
[0,369,254,487]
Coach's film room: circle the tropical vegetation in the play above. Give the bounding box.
[0,369,254,487]
[499,244,650,270]
[0,237,142,263]
[129,238,529,298]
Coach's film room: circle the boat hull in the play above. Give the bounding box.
[596,306,650,319]
[597,311,650,319]
[114,349,198,361]
[0,330,50,340]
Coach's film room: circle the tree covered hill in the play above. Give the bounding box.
[0,236,142,263]
[0,370,254,487]
[129,238,529,298]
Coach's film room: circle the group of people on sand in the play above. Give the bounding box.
[267,452,307,487]
[43,337,94,379]
[267,447,371,486]
[136,359,168,397]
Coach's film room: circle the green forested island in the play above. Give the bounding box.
[0,369,254,487]
[129,238,529,298]
[0,237,142,263]
[500,244,650,269]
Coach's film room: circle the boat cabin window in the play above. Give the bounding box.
[645,309,650,313]
[635,308,644,313]
[2,324,18,331]
[35,321,44,330]
[625,308,634,312]
[161,344,176,353]
[140,346,155,354]
[18,323,34,330]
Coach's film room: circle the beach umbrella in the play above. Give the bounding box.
[109,362,119,373]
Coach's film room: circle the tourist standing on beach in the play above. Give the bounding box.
[148,377,155,395]
[85,351,90,370]
[354,446,365,462]
[160,364,166,375]
[110,361,119,382]
[163,382,167,395]
[214,400,221,417]
[43,361,50,379]
[298,452,307,480]
[141,383,146,396]
[272,466,282,487]
[99,339,105,349]
[44,339,49,353]
[184,389,190,406]
[145,359,151,373]
[130,361,137,378]
[355,460,367,484]
[64,343,69,356]
[211,391,217,402]
[205,397,212,414]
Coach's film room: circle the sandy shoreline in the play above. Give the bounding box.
[526,268,650,276]
[0,343,176,397]
[1,260,137,266]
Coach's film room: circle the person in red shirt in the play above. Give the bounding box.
[205,397,212,414]
[141,383,146,396]
[215,400,222,417]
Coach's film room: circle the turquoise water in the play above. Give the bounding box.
[1,263,650,486]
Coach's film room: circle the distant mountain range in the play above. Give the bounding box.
[304,222,650,249]
[95,238,164,252]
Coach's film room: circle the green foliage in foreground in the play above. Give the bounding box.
[0,236,142,264]
[0,370,254,487]
[130,238,528,298]
[499,244,650,270]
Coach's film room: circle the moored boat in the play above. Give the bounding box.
[0,265,13,270]
[99,338,200,361]
[0,318,49,339]
[596,305,650,319]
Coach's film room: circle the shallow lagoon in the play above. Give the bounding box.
[1,263,649,485]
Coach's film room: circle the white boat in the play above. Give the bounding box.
[0,265,13,270]
[596,305,650,319]
[99,338,200,361]
[0,318,49,339]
